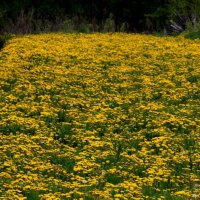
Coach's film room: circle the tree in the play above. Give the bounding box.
[0,0,200,33]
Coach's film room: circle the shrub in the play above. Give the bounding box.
[184,20,200,39]
[0,34,12,49]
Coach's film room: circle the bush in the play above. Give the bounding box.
[0,34,12,49]
[103,14,116,32]
[184,20,200,39]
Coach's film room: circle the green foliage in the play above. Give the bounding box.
[184,20,200,39]
[0,1,200,34]
[185,30,200,39]
[0,34,12,49]
[103,14,115,32]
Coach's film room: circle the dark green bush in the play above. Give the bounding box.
[0,34,12,49]
[185,30,200,39]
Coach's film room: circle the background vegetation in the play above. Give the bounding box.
[0,0,200,34]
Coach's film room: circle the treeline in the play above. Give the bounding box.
[0,0,200,34]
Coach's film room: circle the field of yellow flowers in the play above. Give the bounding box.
[0,33,199,199]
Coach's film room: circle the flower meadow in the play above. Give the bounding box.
[0,33,199,200]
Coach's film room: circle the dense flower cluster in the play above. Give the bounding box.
[0,33,199,199]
